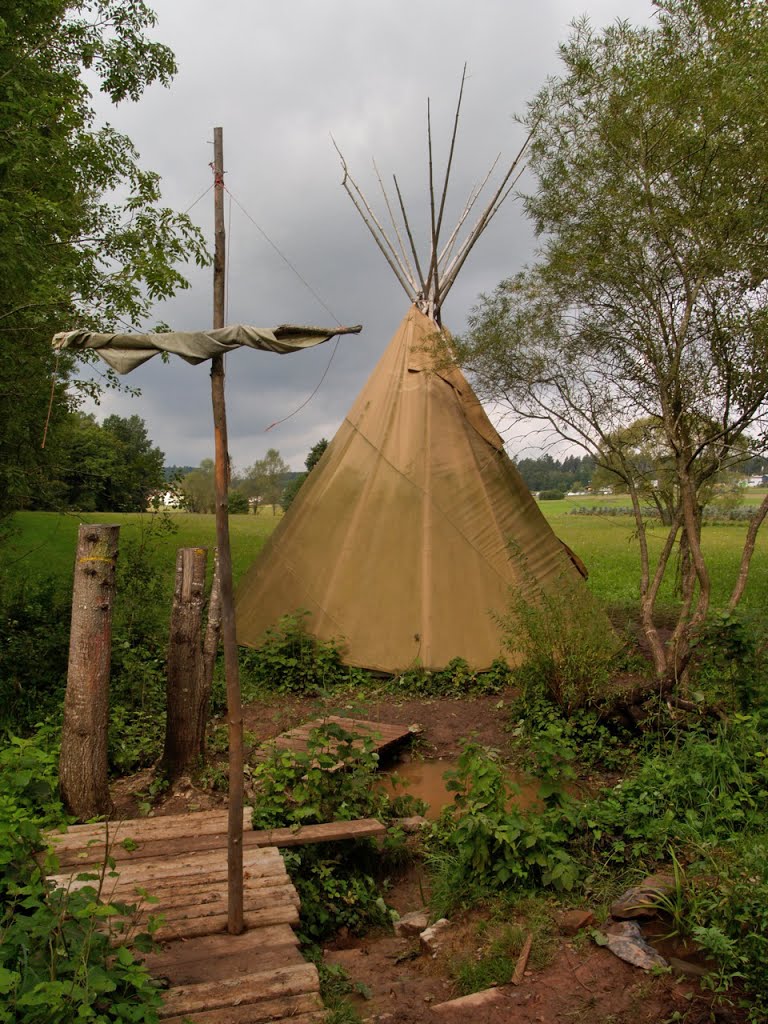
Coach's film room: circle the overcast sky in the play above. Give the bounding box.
[85,0,653,471]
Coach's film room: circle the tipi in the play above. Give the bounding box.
[235,78,588,672]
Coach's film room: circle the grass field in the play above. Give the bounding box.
[5,510,280,593]
[5,497,768,622]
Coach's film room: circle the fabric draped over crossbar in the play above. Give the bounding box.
[53,323,362,374]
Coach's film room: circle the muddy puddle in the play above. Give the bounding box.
[378,757,541,819]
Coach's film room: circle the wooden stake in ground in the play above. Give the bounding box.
[59,524,119,819]
[211,126,245,935]
[162,547,209,779]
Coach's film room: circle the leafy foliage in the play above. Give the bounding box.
[500,553,622,713]
[251,720,415,942]
[0,726,162,1023]
[0,0,208,519]
[460,0,768,682]
[389,657,510,698]
[239,613,363,696]
[428,743,580,915]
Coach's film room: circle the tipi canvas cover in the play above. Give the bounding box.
[235,305,582,672]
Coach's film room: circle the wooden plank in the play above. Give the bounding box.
[110,867,289,902]
[125,886,298,927]
[159,962,319,1017]
[46,808,253,850]
[145,941,307,985]
[245,818,386,848]
[51,818,387,877]
[145,903,300,942]
[109,872,291,908]
[143,925,301,983]
[49,846,283,891]
[268,716,416,759]
[161,993,324,1024]
[111,880,296,918]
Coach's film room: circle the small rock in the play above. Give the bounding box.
[394,910,430,937]
[559,908,595,936]
[431,988,510,1015]
[611,872,676,919]
[604,921,668,970]
[420,918,451,956]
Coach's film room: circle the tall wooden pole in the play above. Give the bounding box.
[211,126,244,934]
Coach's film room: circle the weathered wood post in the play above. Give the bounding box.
[162,547,208,779]
[59,523,119,819]
[211,126,245,934]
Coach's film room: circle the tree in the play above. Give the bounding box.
[180,459,216,513]
[459,0,768,687]
[102,414,165,510]
[280,438,329,511]
[32,410,164,511]
[241,448,290,514]
[0,0,208,520]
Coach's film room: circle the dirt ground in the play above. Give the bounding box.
[111,689,751,1023]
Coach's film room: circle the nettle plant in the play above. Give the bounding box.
[0,727,163,1023]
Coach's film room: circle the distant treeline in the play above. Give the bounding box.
[513,454,595,493]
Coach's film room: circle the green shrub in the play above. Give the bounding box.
[0,577,70,734]
[510,697,637,777]
[537,489,565,501]
[227,490,249,514]
[0,727,162,1024]
[390,657,510,698]
[251,719,420,942]
[687,835,768,1019]
[578,716,768,867]
[427,743,580,916]
[689,611,767,712]
[500,556,622,713]
[239,613,365,696]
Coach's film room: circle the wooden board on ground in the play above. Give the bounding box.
[45,816,387,870]
[41,810,323,1023]
[264,715,418,760]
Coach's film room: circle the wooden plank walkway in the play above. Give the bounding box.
[267,714,417,758]
[40,718,415,1021]
[43,810,324,1023]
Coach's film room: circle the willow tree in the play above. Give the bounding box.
[460,0,768,687]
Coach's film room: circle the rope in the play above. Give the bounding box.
[41,350,61,449]
[264,336,341,432]
[222,183,352,432]
[183,182,213,215]
[223,185,341,326]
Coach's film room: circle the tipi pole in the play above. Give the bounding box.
[211,125,244,935]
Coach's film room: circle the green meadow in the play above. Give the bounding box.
[5,495,768,621]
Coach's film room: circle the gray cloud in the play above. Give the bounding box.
[83,0,652,469]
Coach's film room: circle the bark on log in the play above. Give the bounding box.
[59,524,119,819]
[162,547,208,779]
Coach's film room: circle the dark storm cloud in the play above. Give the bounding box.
[84,0,653,468]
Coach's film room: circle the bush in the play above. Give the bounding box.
[0,576,71,734]
[227,490,249,514]
[500,555,621,713]
[251,719,419,942]
[389,657,510,697]
[427,743,580,916]
[537,490,565,500]
[0,726,162,1024]
[239,613,365,696]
